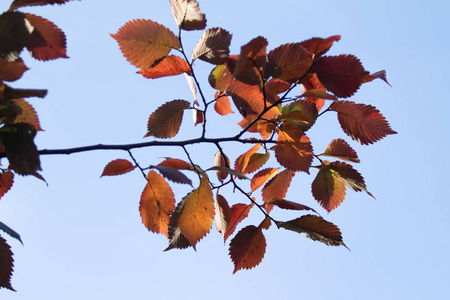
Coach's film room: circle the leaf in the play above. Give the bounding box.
[264,78,292,97]
[278,215,347,248]
[0,11,30,62]
[10,99,42,131]
[223,202,254,242]
[214,151,230,182]
[267,43,313,82]
[0,171,14,201]
[229,225,266,274]
[139,171,175,237]
[177,176,214,248]
[261,169,294,202]
[170,0,206,31]
[1,84,47,100]
[311,160,346,212]
[250,167,279,192]
[209,62,234,91]
[320,138,360,163]
[158,158,192,170]
[234,143,260,174]
[153,165,193,186]
[233,36,267,85]
[330,101,397,145]
[138,55,191,79]
[300,74,327,111]
[299,89,337,100]
[0,221,22,244]
[273,124,313,173]
[144,99,190,138]
[312,54,369,98]
[299,35,341,57]
[264,197,318,214]
[214,93,234,116]
[100,159,136,177]
[259,217,271,230]
[242,152,269,174]
[214,194,231,237]
[226,80,266,119]
[0,235,15,291]
[111,19,180,69]
[279,99,318,131]
[24,13,68,61]
[165,197,192,251]
[331,161,373,197]
[0,58,28,82]
[9,0,74,11]
[207,166,248,180]
[192,103,203,126]
[191,27,231,64]
[363,70,391,86]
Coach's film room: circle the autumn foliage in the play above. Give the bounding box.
[0,0,396,291]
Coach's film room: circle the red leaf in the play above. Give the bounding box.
[170,0,206,31]
[278,215,347,248]
[261,169,294,203]
[264,78,292,97]
[363,70,391,87]
[0,171,14,201]
[111,19,180,69]
[214,194,231,237]
[9,0,74,11]
[311,160,346,212]
[233,36,267,85]
[223,202,254,242]
[0,235,15,291]
[299,35,341,57]
[191,27,231,64]
[138,55,191,79]
[331,161,373,197]
[312,54,369,98]
[0,58,28,82]
[100,159,136,177]
[264,197,317,214]
[250,167,279,192]
[158,158,191,170]
[300,74,326,111]
[214,93,234,116]
[10,99,42,131]
[139,171,175,237]
[144,99,191,138]
[229,225,266,274]
[267,43,313,82]
[331,101,397,145]
[25,13,68,61]
[320,138,360,163]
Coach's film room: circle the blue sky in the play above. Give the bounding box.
[1,0,449,299]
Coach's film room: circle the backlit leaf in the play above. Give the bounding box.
[223,202,254,242]
[279,99,318,131]
[139,171,175,237]
[214,151,230,182]
[229,225,266,274]
[100,159,135,177]
[331,101,397,145]
[138,55,191,79]
[214,194,231,237]
[331,161,373,197]
[300,74,327,111]
[278,214,347,248]
[250,167,279,192]
[209,61,234,91]
[234,143,260,174]
[25,13,68,61]
[264,197,318,214]
[191,27,231,64]
[313,54,369,98]
[226,79,264,118]
[363,70,391,86]
[0,221,22,244]
[299,35,341,57]
[9,0,74,11]
[299,89,337,100]
[153,165,193,186]
[264,77,292,97]
[158,158,192,170]
[165,201,192,251]
[0,235,15,291]
[261,169,294,203]
[170,0,206,31]
[214,93,234,116]
[207,166,248,180]
[320,138,360,163]
[267,43,313,82]
[242,152,269,174]
[311,160,346,212]
[0,58,28,82]
[111,19,180,69]
[0,171,14,201]
[233,36,267,85]
[145,99,190,138]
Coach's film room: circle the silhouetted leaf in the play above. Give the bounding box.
[320,138,360,163]
[10,99,42,131]
[229,225,266,274]
[299,35,341,57]
[214,194,231,237]
[0,11,30,62]
[267,43,313,82]
[250,167,279,191]
[223,202,254,242]
[140,171,175,237]
[154,165,193,186]
[0,171,13,201]
[145,99,190,138]
[138,55,191,79]
[0,58,28,82]
[0,221,22,244]
[170,0,206,31]
[100,159,135,177]
[9,0,75,11]
[1,84,47,100]
[331,101,397,145]
[191,27,231,64]
[0,235,15,291]
[311,160,346,212]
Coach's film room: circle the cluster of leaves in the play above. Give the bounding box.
[0,0,74,291]
[103,0,396,275]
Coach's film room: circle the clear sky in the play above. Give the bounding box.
[1,0,449,299]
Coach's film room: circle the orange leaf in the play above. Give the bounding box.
[100,159,136,177]
[139,171,175,237]
[331,101,397,145]
[264,77,292,97]
[177,176,214,247]
[0,171,14,201]
[111,19,180,69]
[229,225,266,274]
[233,36,267,86]
[0,235,15,291]
[312,54,369,98]
[242,152,269,174]
[261,169,294,203]
[320,138,360,163]
[10,99,42,131]
[170,0,206,31]
[226,80,264,118]
[0,59,28,82]
[259,217,271,230]
[138,55,191,79]
[209,62,234,91]
[300,74,326,111]
[264,197,317,214]
[278,215,347,248]
[214,194,231,237]
[299,35,341,57]
[191,27,231,64]
[144,99,190,138]
[273,124,313,173]
[9,0,73,11]
[25,13,68,61]
[234,143,260,174]
[223,202,254,242]
[214,93,234,116]
[267,43,313,82]
[158,158,191,170]
[250,167,279,191]
[311,160,346,212]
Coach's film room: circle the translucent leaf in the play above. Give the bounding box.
[0,12,30,62]
[158,158,191,170]
[226,80,264,118]
[233,36,267,85]
[299,35,341,57]
[0,221,22,244]
[144,99,190,138]
[278,215,348,248]
[139,171,175,237]
[229,225,266,274]
[320,138,360,163]
[331,101,397,145]
[363,70,391,87]
[267,43,313,82]
[214,194,231,237]
[264,78,292,97]
[312,54,369,98]
[111,19,180,69]
[259,217,271,230]
[138,55,191,79]
[261,169,294,203]
[311,160,346,212]
[191,27,231,64]
[170,0,206,31]
[0,235,15,291]
[153,165,193,186]
[331,161,373,197]
[300,74,327,111]
[0,171,14,201]
[9,0,74,11]
[279,100,318,131]
[100,159,136,177]
[223,202,254,242]
[250,167,279,192]
[214,93,234,116]
[299,89,337,100]
[242,152,269,174]
[0,58,28,82]
[264,197,318,214]
[25,13,68,61]
[234,144,260,174]
[209,62,234,91]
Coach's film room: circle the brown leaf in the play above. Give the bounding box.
[250,167,279,192]
[278,215,347,248]
[138,55,191,79]
[233,36,267,85]
[0,171,14,201]
[320,138,360,163]
[214,93,234,116]
[100,159,136,177]
[363,70,391,86]
[0,58,28,82]
[214,151,230,182]
[267,43,313,82]
[191,27,231,64]
[140,171,175,237]
[300,74,327,111]
[0,235,15,291]
[10,99,42,131]
[1,84,47,100]
[331,161,373,197]
[264,78,292,97]
[153,165,193,186]
[170,0,206,31]
[0,11,30,62]
[25,13,68,61]
[261,169,294,204]
[312,54,369,98]
[299,35,341,57]
[111,19,180,69]
[214,194,231,237]
[331,101,397,145]
[9,0,74,11]
[264,197,317,214]
[229,225,266,274]
[223,202,254,242]
[158,158,192,170]
[144,99,190,138]
[311,160,346,212]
